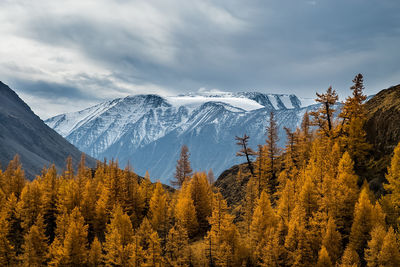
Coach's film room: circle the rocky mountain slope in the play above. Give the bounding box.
[365,84,400,188]
[214,163,251,208]
[0,82,96,178]
[365,84,400,157]
[46,91,318,183]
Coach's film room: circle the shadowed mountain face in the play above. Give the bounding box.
[365,84,400,189]
[0,81,96,179]
[365,84,400,158]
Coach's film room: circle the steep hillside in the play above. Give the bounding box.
[365,84,400,157]
[365,84,400,188]
[0,81,96,178]
[214,163,251,208]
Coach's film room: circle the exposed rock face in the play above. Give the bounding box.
[364,84,400,190]
[365,84,400,158]
[214,163,251,208]
[0,81,96,178]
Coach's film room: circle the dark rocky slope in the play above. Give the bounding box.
[365,84,400,157]
[214,163,251,208]
[365,84,400,190]
[0,81,96,178]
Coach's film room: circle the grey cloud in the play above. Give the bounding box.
[2,78,102,119]
[10,80,94,100]
[1,0,400,118]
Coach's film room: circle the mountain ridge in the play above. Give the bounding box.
[0,81,96,178]
[45,91,318,183]
[364,84,400,190]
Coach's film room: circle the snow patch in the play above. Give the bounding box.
[267,95,279,109]
[298,97,316,108]
[279,95,294,109]
[165,95,263,112]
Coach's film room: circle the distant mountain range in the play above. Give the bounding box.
[46,91,319,183]
[0,82,96,178]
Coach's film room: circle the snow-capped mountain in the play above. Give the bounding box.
[45,92,318,183]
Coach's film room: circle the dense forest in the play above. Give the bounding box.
[1,74,400,266]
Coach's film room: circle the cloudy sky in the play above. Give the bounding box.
[1,0,399,119]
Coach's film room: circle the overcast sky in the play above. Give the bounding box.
[1,0,399,119]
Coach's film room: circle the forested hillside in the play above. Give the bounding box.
[1,74,400,266]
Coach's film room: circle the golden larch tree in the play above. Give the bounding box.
[81,178,98,242]
[18,179,43,232]
[2,155,26,199]
[20,215,48,266]
[330,152,359,238]
[265,111,280,198]
[88,237,103,267]
[377,227,400,266]
[340,245,360,267]
[104,205,134,267]
[149,182,170,244]
[322,217,342,265]
[310,86,338,137]
[250,190,278,263]
[62,208,89,266]
[316,245,333,267]
[4,193,24,256]
[364,225,386,267]
[175,181,198,237]
[165,223,190,266]
[339,74,372,172]
[284,219,315,267]
[0,209,16,266]
[40,165,59,243]
[94,183,112,241]
[143,231,163,267]
[189,172,212,235]
[348,187,385,262]
[383,142,400,225]
[242,177,259,236]
[206,192,241,266]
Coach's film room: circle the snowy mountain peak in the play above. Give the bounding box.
[164,91,315,111]
[45,90,318,183]
[165,94,263,112]
[124,94,171,108]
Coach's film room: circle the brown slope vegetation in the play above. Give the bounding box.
[365,84,400,156]
[365,84,400,188]
[214,163,251,208]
